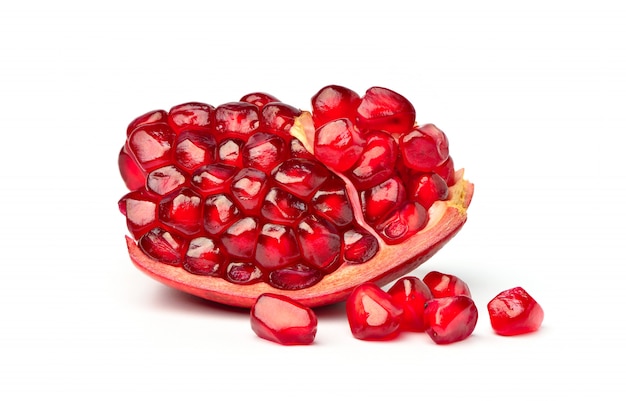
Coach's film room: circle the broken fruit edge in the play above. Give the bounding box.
[125,170,473,309]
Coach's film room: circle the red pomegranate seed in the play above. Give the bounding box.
[348,131,398,190]
[159,188,203,236]
[423,295,478,344]
[387,276,433,332]
[433,156,456,186]
[213,102,259,136]
[118,189,158,239]
[230,167,268,213]
[311,177,354,227]
[240,92,280,108]
[118,147,145,191]
[400,124,450,172]
[190,163,237,194]
[260,102,301,136]
[273,158,330,199]
[128,123,176,171]
[226,261,263,284]
[487,287,544,336]
[296,215,341,272]
[183,237,226,276]
[346,282,403,341]
[423,271,472,298]
[268,264,323,290]
[255,224,300,270]
[218,138,245,167]
[221,217,259,259]
[361,176,407,224]
[407,172,449,209]
[174,130,217,173]
[168,102,214,133]
[314,118,365,172]
[242,132,287,173]
[139,228,184,266]
[375,201,428,245]
[356,86,416,134]
[203,194,240,235]
[251,293,317,345]
[342,229,379,264]
[311,84,360,126]
[127,109,167,136]
[261,187,308,224]
[147,165,187,196]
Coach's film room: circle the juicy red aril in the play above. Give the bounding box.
[311,84,360,127]
[251,293,317,345]
[120,86,463,292]
[356,86,416,134]
[487,287,544,336]
[314,118,364,172]
[387,276,433,332]
[400,124,449,172]
[346,282,403,341]
[423,295,478,344]
[423,271,472,298]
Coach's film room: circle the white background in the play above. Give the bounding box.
[1,0,624,399]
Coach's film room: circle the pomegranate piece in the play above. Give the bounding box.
[119,86,474,308]
[487,287,544,336]
[423,271,472,298]
[387,276,433,332]
[423,295,478,344]
[251,293,317,345]
[346,282,403,340]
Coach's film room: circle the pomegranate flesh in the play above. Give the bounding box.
[250,293,317,345]
[487,287,544,336]
[119,86,474,308]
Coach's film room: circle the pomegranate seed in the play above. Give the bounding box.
[297,215,341,272]
[183,237,226,276]
[221,217,259,259]
[423,295,478,344]
[361,176,407,224]
[255,224,300,270]
[127,109,167,136]
[260,102,301,136]
[128,123,176,171]
[174,130,217,173]
[242,132,287,173]
[147,165,187,195]
[218,138,245,167]
[268,264,323,290]
[118,147,145,191]
[168,102,214,133]
[407,172,449,209]
[203,194,240,235]
[346,282,403,340]
[251,293,317,345]
[159,188,203,236]
[314,118,365,172]
[348,131,398,190]
[230,167,268,213]
[226,261,263,284]
[261,187,308,224]
[433,156,456,186]
[423,271,472,298]
[356,86,416,134]
[375,201,427,245]
[488,287,544,336]
[240,92,280,108]
[387,276,433,332]
[213,102,259,136]
[139,228,184,266]
[400,124,450,171]
[311,177,354,227]
[311,84,360,126]
[191,163,237,194]
[273,158,330,199]
[118,190,158,239]
[342,229,379,264]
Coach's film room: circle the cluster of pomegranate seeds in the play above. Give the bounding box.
[119,85,458,291]
[250,293,317,345]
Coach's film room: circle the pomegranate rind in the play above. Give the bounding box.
[125,171,473,308]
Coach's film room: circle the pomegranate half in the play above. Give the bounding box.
[119,86,474,308]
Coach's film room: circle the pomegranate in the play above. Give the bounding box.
[487,287,544,336]
[119,85,474,308]
[250,293,317,345]
[346,282,403,340]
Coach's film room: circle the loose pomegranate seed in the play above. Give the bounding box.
[423,271,472,298]
[400,124,449,172]
[487,287,544,336]
[251,293,317,345]
[387,276,433,332]
[423,295,478,344]
[346,282,403,340]
[356,86,416,134]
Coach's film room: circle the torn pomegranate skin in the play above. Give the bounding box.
[423,295,478,345]
[250,293,317,345]
[487,287,544,336]
[119,85,474,308]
